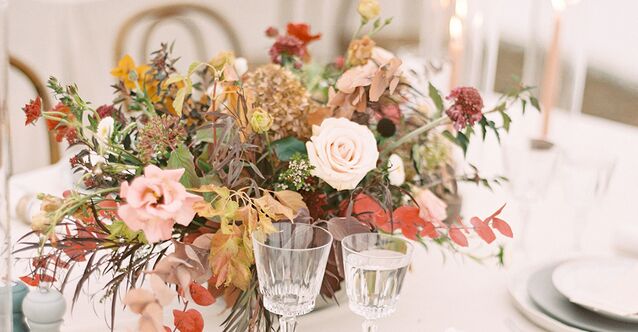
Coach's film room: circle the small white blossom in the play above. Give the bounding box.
[387,154,405,186]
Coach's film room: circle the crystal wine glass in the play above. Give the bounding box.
[252,222,333,332]
[341,233,414,332]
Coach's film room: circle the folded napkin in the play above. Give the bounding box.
[569,264,638,317]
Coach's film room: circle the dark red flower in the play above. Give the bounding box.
[265,26,279,38]
[286,23,321,45]
[96,104,115,118]
[268,35,306,64]
[445,87,484,130]
[22,96,42,125]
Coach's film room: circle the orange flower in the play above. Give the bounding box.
[286,23,321,45]
[46,103,75,142]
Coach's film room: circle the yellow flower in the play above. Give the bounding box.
[111,54,152,90]
[250,107,273,134]
[357,0,380,22]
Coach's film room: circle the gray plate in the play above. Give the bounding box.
[528,263,638,332]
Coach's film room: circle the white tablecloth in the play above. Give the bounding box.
[8,104,638,331]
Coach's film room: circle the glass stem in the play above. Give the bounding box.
[362,319,378,332]
[279,315,297,332]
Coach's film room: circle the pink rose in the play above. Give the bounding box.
[415,189,448,228]
[118,165,203,243]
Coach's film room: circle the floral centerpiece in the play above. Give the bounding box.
[17,1,538,331]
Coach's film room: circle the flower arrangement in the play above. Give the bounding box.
[17,2,539,331]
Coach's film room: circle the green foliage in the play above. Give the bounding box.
[428,83,445,117]
[272,136,307,161]
[167,144,200,188]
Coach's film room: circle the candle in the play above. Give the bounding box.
[540,0,581,140]
[468,13,484,87]
[448,15,463,91]
[482,0,501,93]
[539,1,564,140]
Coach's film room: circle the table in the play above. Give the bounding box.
[8,104,638,331]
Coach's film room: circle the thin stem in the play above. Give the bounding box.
[382,116,449,155]
[362,319,378,332]
[279,316,297,332]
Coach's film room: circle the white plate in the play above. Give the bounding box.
[507,266,586,332]
[552,257,638,323]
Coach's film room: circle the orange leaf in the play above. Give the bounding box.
[173,309,204,332]
[492,218,513,238]
[470,217,496,244]
[20,275,40,287]
[351,194,389,228]
[189,282,215,306]
[449,228,468,247]
[392,206,438,240]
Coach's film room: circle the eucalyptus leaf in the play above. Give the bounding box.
[428,83,445,115]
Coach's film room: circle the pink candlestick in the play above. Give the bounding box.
[540,10,562,140]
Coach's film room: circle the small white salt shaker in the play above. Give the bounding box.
[22,286,66,332]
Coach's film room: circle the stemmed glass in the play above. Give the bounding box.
[252,222,333,332]
[558,149,615,251]
[341,233,414,332]
[502,139,558,252]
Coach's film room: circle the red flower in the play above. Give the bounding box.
[334,55,345,70]
[445,87,484,130]
[286,23,321,45]
[22,96,42,125]
[268,35,306,64]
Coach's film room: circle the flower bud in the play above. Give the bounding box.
[357,0,380,22]
[250,108,273,134]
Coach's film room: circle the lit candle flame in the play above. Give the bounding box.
[449,16,463,40]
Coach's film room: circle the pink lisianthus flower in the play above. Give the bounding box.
[118,165,203,243]
[414,188,448,228]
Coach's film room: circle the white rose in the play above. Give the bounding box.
[96,116,114,147]
[387,154,405,186]
[306,117,379,191]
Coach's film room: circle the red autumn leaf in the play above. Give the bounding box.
[449,228,468,247]
[492,218,513,238]
[173,309,204,332]
[189,282,215,306]
[40,274,56,283]
[20,275,40,286]
[286,23,321,45]
[392,206,439,240]
[470,217,496,244]
[351,194,389,228]
[484,203,506,223]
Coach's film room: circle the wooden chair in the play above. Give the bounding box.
[114,3,243,65]
[9,56,60,164]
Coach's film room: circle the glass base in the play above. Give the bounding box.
[349,301,396,320]
[263,296,315,317]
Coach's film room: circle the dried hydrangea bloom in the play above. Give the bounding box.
[347,35,375,66]
[243,64,313,139]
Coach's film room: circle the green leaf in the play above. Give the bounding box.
[373,18,381,29]
[520,99,527,115]
[530,96,540,112]
[442,130,456,144]
[456,131,469,155]
[428,83,445,115]
[272,137,307,161]
[167,144,200,188]
[500,111,512,132]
